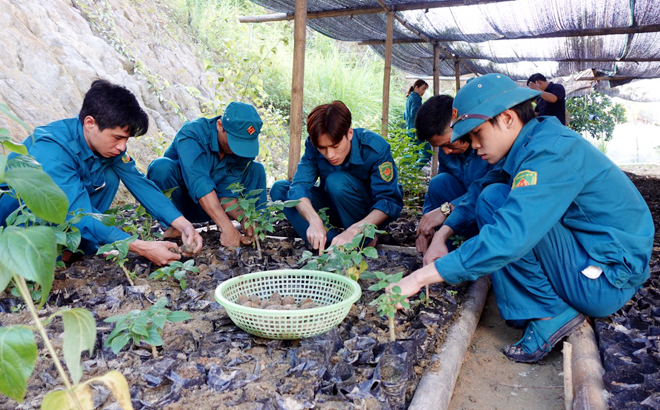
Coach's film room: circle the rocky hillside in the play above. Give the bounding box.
[0,0,225,171]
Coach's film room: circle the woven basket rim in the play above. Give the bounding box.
[214,269,362,317]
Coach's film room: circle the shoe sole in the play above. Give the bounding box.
[504,313,586,363]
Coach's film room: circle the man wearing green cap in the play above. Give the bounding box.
[147,102,266,248]
[395,73,653,363]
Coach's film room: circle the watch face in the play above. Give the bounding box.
[441,203,451,215]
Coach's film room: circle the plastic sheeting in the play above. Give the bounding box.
[248,0,660,81]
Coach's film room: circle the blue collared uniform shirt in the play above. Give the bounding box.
[287,128,404,220]
[437,117,653,290]
[437,148,495,205]
[162,116,255,202]
[2,118,182,245]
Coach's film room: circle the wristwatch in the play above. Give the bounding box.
[440,202,452,217]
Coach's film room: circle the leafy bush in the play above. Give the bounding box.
[367,271,409,341]
[104,297,192,358]
[566,91,626,141]
[222,182,299,257]
[0,104,132,409]
[298,223,385,281]
[386,122,429,208]
[148,259,198,290]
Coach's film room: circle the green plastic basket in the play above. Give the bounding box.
[214,269,362,340]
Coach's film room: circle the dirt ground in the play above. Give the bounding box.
[449,291,565,410]
[450,165,660,410]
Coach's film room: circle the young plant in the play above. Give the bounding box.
[299,223,385,281]
[317,207,335,231]
[96,235,139,286]
[386,122,431,209]
[222,182,299,258]
[0,107,132,409]
[104,297,192,358]
[368,271,409,342]
[148,259,198,290]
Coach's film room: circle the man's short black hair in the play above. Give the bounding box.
[78,79,148,136]
[414,95,454,142]
[526,73,547,85]
[489,99,537,126]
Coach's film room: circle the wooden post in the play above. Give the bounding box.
[454,58,461,92]
[288,0,307,180]
[431,44,440,177]
[381,11,394,137]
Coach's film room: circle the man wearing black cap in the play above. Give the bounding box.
[147,102,266,248]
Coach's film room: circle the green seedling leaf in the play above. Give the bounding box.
[5,168,68,224]
[0,103,31,131]
[0,326,37,402]
[2,140,28,155]
[85,370,134,410]
[0,226,57,306]
[0,155,6,182]
[41,383,93,410]
[6,153,40,169]
[362,247,378,259]
[60,308,96,384]
[166,311,192,322]
[109,333,131,355]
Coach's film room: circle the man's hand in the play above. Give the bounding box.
[179,225,203,254]
[330,226,360,248]
[130,239,181,266]
[416,208,447,238]
[220,225,245,248]
[528,81,541,91]
[306,220,327,254]
[391,263,446,309]
[423,234,449,266]
[415,233,433,254]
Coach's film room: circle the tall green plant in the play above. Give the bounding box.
[566,91,626,141]
[0,105,132,409]
[386,122,429,208]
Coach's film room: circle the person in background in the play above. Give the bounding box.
[395,73,653,363]
[270,101,403,252]
[0,80,203,265]
[404,79,433,165]
[527,73,566,125]
[413,95,495,254]
[147,102,266,249]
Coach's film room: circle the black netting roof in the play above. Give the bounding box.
[248,0,660,80]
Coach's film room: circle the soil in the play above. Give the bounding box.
[1,170,659,409]
[0,231,466,410]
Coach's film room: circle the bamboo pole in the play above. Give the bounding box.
[381,11,394,137]
[568,321,608,410]
[239,0,516,23]
[288,0,307,180]
[454,59,461,92]
[431,44,440,177]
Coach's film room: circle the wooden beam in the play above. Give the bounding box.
[358,23,660,45]
[288,0,307,180]
[381,11,394,137]
[454,59,461,91]
[240,0,515,23]
[431,44,440,178]
[575,76,640,81]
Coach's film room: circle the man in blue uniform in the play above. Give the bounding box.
[396,74,653,363]
[147,102,266,248]
[413,95,494,254]
[527,73,566,125]
[0,80,203,266]
[270,101,403,252]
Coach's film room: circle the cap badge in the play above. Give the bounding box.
[247,125,256,135]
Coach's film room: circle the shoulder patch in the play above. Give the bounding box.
[378,161,394,182]
[512,170,537,189]
[121,153,132,163]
